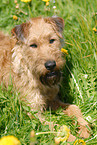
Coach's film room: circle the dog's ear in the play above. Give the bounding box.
[45,17,64,38]
[11,22,29,42]
[51,16,64,33]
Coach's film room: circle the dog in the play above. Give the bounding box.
[0,17,90,140]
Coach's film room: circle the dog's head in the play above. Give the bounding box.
[11,17,65,87]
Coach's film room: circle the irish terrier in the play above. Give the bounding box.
[0,17,90,140]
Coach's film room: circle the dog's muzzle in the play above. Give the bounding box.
[40,70,62,86]
[40,60,62,86]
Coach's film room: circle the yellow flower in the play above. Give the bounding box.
[42,0,49,2]
[61,48,68,54]
[73,139,86,145]
[46,1,49,6]
[42,0,49,6]
[0,136,21,145]
[54,137,60,144]
[30,130,35,138]
[55,125,70,144]
[13,15,18,20]
[93,27,97,32]
[21,0,31,2]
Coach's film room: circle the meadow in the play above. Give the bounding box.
[0,0,97,144]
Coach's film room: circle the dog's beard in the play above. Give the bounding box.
[40,70,62,86]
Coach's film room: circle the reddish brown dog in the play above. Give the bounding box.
[0,17,90,141]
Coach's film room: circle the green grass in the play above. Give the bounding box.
[0,0,97,144]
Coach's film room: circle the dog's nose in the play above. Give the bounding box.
[45,60,56,70]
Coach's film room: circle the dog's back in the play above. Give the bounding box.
[0,32,15,85]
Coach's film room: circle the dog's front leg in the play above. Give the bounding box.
[63,104,90,138]
[50,99,90,138]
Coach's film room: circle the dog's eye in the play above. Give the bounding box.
[30,44,37,48]
[49,39,55,44]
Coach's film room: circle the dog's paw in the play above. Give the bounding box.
[77,117,90,138]
[63,106,91,139]
[67,133,76,142]
[78,125,90,138]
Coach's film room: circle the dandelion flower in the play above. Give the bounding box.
[42,0,49,6]
[93,27,97,32]
[30,130,35,138]
[61,48,68,54]
[55,125,70,144]
[13,15,18,20]
[54,138,60,144]
[0,136,21,145]
[21,0,31,2]
[46,1,49,6]
[42,0,49,2]
[73,139,86,145]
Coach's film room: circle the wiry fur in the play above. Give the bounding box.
[0,17,90,139]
